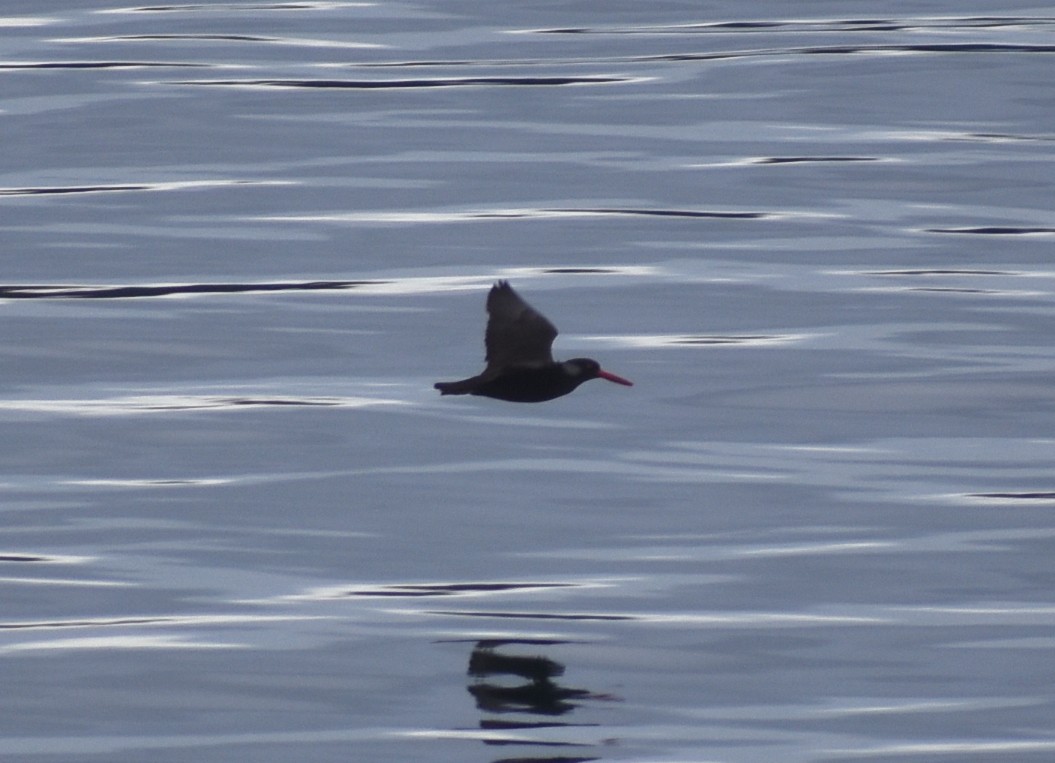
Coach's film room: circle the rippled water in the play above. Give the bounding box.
[3,2,1055,761]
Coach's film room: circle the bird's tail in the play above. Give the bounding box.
[434,378,476,395]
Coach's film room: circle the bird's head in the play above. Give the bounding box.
[562,358,633,387]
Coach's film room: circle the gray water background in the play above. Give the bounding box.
[2,2,1055,760]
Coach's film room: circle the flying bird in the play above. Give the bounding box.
[434,281,633,402]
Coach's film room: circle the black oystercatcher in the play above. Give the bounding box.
[434,281,633,402]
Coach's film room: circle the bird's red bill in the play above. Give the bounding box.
[597,369,633,386]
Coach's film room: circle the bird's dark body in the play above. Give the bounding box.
[436,362,593,403]
[434,281,632,403]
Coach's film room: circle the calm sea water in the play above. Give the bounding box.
[3,2,1055,761]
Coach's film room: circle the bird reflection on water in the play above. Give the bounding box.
[467,639,616,762]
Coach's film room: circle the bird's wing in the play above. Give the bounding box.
[484,281,558,370]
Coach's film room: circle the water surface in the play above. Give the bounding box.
[2,2,1055,761]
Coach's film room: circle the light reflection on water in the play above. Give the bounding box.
[582,332,814,348]
[0,393,402,415]
[0,634,246,654]
[57,34,387,50]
